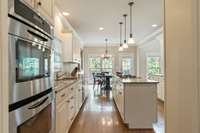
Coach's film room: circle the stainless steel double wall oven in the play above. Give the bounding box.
[8,0,55,133]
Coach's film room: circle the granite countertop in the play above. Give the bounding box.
[54,78,81,93]
[121,78,159,84]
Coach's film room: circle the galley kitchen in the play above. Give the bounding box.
[1,0,199,132]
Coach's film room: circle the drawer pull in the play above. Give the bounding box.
[66,100,70,103]
[71,88,74,90]
[61,93,66,97]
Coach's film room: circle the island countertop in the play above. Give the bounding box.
[121,78,159,84]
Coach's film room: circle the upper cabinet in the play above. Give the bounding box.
[36,0,54,23]
[22,0,35,8]
[22,0,54,24]
[61,32,82,62]
[61,33,73,62]
[54,7,83,63]
[73,35,82,62]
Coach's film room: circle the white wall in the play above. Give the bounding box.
[138,30,164,78]
[0,0,9,133]
[165,0,199,132]
[83,45,137,79]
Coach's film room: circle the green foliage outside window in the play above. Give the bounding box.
[147,57,160,75]
[89,57,112,74]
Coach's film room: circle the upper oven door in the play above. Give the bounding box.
[16,38,51,82]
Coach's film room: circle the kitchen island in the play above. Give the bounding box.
[112,76,159,129]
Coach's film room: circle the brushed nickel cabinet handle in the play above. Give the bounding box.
[38,1,42,6]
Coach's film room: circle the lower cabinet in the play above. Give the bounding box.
[55,80,84,133]
[148,75,165,101]
[113,78,124,121]
[56,100,69,133]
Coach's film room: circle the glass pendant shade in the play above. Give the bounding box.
[128,37,135,44]
[118,45,124,51]
[123,42,128,48]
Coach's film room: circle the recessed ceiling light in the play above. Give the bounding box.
[152,24,158,27]
[63,12,70,16]
[99,27,104,31]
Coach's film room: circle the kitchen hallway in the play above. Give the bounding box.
[69,86,164,133]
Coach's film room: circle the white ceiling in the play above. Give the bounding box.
[56,0,164,46]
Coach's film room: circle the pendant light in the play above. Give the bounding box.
[128,1,136,44]
[102,38,111,59]
[118,22,124,51]
[123,14,128,48]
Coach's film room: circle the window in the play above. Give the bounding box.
[122,57,133,75]
[102,58,113,74]
[89,57,101,73]
[88,56,113,78]
[147,56,161,75]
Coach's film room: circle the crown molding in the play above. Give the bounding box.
[138,27,163,48]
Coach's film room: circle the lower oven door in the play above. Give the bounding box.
[9,89,55,133]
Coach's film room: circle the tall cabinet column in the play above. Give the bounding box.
[165,0,199,132]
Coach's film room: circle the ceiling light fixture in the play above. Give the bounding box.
[119,22,124,51]
[62,12,70,16]
[128,1,136,44]
[123,14,128,49]
[99,27,104,31]
[102,38,111,59]
[152,24,158,27]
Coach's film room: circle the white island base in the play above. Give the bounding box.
[113,78,158,129]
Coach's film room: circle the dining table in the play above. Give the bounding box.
[95,73,112,91]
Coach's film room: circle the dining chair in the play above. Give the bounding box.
[92,73,103,91]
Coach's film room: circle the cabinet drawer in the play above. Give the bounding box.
[56,89,67,104]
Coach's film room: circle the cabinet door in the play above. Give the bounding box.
[72,36,81,62]
[61,33,73,62]
[21,0,35,8]
[56,102,68,133]
[36,0,54,22]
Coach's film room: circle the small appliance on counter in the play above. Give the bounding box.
[8,0,55,133]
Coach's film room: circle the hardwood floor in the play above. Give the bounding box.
[69,88,164,133]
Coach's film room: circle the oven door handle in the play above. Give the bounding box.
[27,30,48,42]
[28,97,49,110]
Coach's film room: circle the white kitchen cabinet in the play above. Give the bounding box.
[75,82,82,113]
[61,32,82,63]
[113,79,124,121]
[61,33,73,62]
[73,36,82,62]
[56,100,69,133]
[36,0,54,23]
[56,80,84,133]
[21,0,54,24]
[148,75,165,101]
[21,0,35,8]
